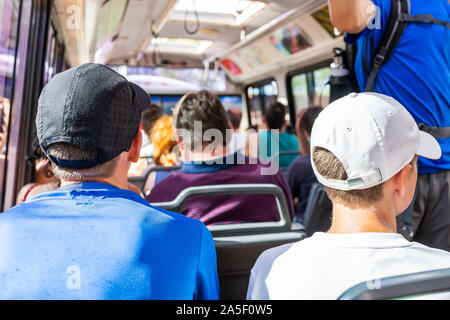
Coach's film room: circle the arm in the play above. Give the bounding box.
[328,0,376,33]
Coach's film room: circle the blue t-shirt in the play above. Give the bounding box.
[0,182,219,299]
[346,0,450,174]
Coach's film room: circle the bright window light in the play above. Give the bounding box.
[149,37,214,55]
[173,0,267,26]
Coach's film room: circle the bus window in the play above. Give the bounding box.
[161,95,182,115]
[0,0,19,209]
[312,67,330,107]
[219,95,243,112]
[43,24,57,85]
[288,63,331,117]
[245,79,278,128]
[291,73,308,115]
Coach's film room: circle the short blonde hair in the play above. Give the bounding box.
[312,147,384,208]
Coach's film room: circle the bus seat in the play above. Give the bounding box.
[337,268,450,300]
[128,165,181,193]
[150,184,306,299]
[302,183,332,236]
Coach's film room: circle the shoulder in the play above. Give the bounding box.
[146,172,184,201]
[408,241,450,261]
[16,183,37,203]
[289,154,310,168]
[254,242,295,270]
[288,155,312,175]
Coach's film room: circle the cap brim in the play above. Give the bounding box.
[129,82,151,110]
[418,130,441,160]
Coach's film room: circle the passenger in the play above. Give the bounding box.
[287,106,322,223]
[16,143,60,204]
[247,93,450,299]
[146,90,294,225]
[140,103,163,159]
[247,102,299,169]
[142,115,179,194]
[227,107,247,153]
[328,0,450,250]
[127,104,162,177]
[0,63,219,299]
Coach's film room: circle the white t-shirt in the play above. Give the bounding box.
[247,232,450,300]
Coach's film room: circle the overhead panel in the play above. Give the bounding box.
[217,2,344,83]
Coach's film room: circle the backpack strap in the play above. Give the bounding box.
[398,13,450,29]
[365,0,410,92]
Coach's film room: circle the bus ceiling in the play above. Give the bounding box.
[51,0,344,84]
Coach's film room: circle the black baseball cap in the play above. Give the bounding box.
[36,63,151,169]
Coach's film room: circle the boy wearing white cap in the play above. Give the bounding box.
[246,92,450,300]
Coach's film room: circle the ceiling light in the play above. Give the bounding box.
[172,0,267,26]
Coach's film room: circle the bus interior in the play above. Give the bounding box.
[1,0,448,300]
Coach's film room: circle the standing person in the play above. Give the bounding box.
[247,93,450,300]
[327,0,450,251]
[287,107,323,223]
[0,63,219,299]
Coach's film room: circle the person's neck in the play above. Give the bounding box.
[60,176,127,190]
[183,146,229,163]
[327,201,397,234]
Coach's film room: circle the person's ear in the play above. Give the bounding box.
[129,130,142,163]
[393,163,413,199]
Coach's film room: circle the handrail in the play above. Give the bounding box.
[338,268,450,300]
[150,183,301,237]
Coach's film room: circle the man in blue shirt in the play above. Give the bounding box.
[328,0,450,251]
[0,63,219,299]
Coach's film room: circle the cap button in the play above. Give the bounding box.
[349,92,358,97]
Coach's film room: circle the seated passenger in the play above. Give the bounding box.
[16,143,60,204]
[128,104,162,177]
[247,93,450,300]
[247,102,299,169]
[0,63,219,299]
[287,107,322,223]
[143,115,179,195]
[227,107,247,153]
[146,90,294,225]
[141,103,163,159]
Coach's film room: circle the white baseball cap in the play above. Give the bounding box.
[310,92,441,191]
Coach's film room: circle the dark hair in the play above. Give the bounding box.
[141,104,163,135]
[265,102,286,130]
[299,106,323,135]
[175,90,230,148]
[226,108,242,130]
